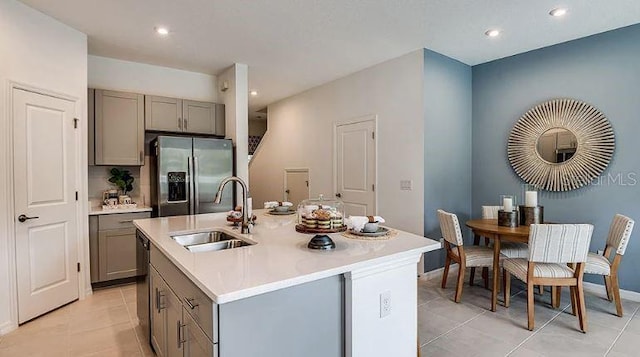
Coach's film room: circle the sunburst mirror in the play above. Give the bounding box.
[507,98,615,191]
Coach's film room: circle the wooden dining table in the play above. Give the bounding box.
[465,219,530,311]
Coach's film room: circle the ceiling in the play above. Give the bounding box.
[19,0,640,115]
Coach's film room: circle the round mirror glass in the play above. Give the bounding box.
[536,128,578,163]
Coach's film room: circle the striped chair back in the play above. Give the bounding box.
[437,209,464,246]
[528,224,593,263]
[606,214,635,255]
[482,206,501,219]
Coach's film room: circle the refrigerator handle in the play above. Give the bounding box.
[188,156,194,214]
[194,156,200,214]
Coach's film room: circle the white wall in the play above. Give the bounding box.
[218,64,250,192]
[0,0,88,334]
[87,56,220,208]
[250,51,424,235]
[88,55,218,102]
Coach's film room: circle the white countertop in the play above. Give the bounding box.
[134,209,440,304]
[89,206,153,215]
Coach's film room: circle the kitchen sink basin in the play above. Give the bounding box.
[185,239,253,253]
[171,230,255,252]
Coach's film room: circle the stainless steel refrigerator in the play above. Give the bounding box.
[150,136,234,217]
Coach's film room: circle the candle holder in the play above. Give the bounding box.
[520,184,543,225]
[498,194,518,227]
[519,205,544,226]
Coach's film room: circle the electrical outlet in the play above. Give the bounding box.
[400,180,412,191]
[380,291,391,318]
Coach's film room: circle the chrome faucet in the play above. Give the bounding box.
[214,176,252,234]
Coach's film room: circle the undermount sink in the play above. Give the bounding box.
[171,230,255,252]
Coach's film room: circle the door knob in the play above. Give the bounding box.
[18,214,39,223]
[285,189,290,194]
[335,193,342,198]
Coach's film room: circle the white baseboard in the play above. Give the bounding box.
[583,281,640,303]
[0,320,18,336]
[419,264,459,281]
[418,268,640,303]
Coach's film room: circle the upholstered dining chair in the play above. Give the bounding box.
[470,206,530,288]
[438,209,496,303]
[503,224,594,332]
[584,214,634,317]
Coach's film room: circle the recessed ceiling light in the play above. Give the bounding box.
[485,29,501,38]
[549,8,568,17]
[155,27,169,35]
[250,90,258,96]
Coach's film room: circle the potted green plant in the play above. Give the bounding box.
[108,168,134,195]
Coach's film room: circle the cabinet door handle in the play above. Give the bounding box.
[119,220,134,223]
[184,118,188,130]
[139,151,144,164]
[178,117,182,130]
[184,297,199,310]
[177,320,186,348]
[155,288,166,313]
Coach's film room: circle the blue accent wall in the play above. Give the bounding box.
[472,24,640,291]
[423,49,473,271]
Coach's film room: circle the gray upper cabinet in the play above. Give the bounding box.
[182,100,215,135]
[94,89,144,165]
[145,95,183,132]
[145,96,224,136]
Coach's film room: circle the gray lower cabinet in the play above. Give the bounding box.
[146,239,343,357]
[150,265,184,357]
[89,212,151,283]
[93,89,145,166]
[150,248,215,357]
[183,307,214,357]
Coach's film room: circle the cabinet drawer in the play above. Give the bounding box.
[98,212,150,230]
[183,308,217,357]
[151,244,217,343]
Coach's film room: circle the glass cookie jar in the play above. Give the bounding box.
[296,194,346,233]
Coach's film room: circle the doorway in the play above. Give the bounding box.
[12,88,79,323]
[334,118,376,217]
[284,168,309,207]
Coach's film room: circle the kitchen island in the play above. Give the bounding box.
[134,209,440,357]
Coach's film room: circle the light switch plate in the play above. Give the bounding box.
[400,180,412,190]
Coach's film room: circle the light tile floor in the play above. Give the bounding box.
[418,271,640,357]
[1,275,638,357]
[0,284,153,357]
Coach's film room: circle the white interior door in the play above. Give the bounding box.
[13,88,79,323]
[335,120,376,217]
[284,169,309,207]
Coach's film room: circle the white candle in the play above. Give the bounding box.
[525,191,538,207]
[503,198,513,212]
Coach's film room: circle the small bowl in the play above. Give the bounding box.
[274,205,290,212]
[362,222,379,233]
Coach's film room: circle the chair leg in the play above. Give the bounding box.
[570,286,578,316]
[604,275,613,302]
[551,286,558,309]
[503,269,511,307]
[482,267,489,289]
[576,280,588,332]
[469,267,476,286]
[441,255,451,289]
[527,280,535,331]
[611,274,623,317]
[454,263,465,303]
